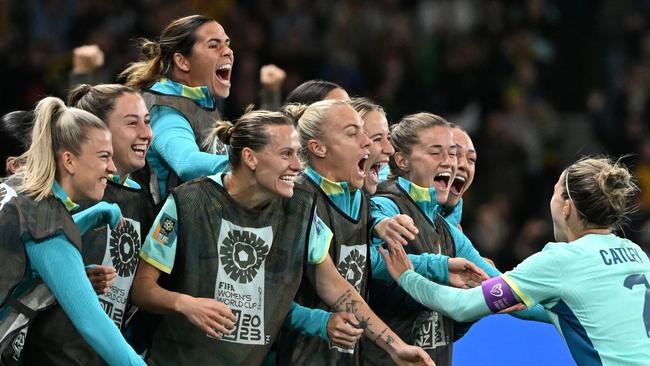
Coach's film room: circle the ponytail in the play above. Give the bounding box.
[17,97,108,201]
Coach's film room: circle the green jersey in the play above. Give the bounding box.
[504,233,650,365]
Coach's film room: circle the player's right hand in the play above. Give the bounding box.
[327,312,364,349]
[178,296,237,339]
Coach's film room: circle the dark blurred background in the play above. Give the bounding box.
[2,0,649,270]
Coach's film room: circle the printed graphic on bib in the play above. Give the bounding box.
[337,245,367,292]
[11,327,27,361]
[0,184,16,211]
[413,311,447,350]
[215,220,272,345]
[99,218,141,328]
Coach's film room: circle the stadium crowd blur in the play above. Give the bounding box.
[1,0,649,269]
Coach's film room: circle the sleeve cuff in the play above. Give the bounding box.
[398,269,417,287]
[139,251,172,274]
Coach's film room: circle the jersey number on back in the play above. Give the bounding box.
[624,274,650,337]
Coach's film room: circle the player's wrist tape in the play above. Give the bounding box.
[481,276,518,312]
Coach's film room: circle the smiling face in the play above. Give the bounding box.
[251,124,303,199]
[181,21,233,98]
[363,110,394,194]
[66,128,116,201]
[447,128,476,206]
[317,105,371,189]
[401,125,457,204]
[105,93,152,176]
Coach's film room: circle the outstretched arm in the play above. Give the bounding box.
[312,256,435,366]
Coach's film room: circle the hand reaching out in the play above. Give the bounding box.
[374,215,419,247]
[378,244,414,282]
[447,258,489,289]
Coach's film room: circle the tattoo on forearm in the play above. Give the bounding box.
[386,335,394,346]
[357,316,371,330]
[333,289,353,310]
[374,328,388,343]
[372,328,397,349]
[345,299,360,314]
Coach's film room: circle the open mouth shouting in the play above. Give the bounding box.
[215,63,232,88]
[357,154,369,179]
[450,175,466,196]
[433,171,452,192]
[368,162,384,184]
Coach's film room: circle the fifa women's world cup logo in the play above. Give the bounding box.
[220,229,270,284]
[109,220,141,277]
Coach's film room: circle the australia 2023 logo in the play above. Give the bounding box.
[220,230,270,284]
[339,248,366,292]
[109,220,141,277]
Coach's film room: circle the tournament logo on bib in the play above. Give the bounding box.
[99,218,141,328]
[11,327,27,361]
[337,245,367,292]
[220,229,270,284]
[215,220,273,345]
[413,311,448,350]
[109,220,141,277]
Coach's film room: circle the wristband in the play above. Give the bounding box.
[481,276,518,312]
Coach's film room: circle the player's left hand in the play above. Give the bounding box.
[390,344,436,366]
[86,265,117,295]
[448,258,489,289]
[379,244,414,282]
[497,303,526,314]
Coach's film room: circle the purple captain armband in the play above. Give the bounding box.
[481,276,519,313]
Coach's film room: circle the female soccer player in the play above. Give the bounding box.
[131,108,433,366]
[383,156,650,365]
[0,97,144,365]
[368,113,548,365]
[349,97,394,195]
[18,85,155,365]
[121,15,233,202]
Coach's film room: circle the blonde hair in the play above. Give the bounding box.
[17,97,108,201]
[283,99,351,164]
[388,112,450,179]
[563,156,638,229]
[349,97,385,120]
[203,106,293,170]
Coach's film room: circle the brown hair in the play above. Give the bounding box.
[120,15,215,90]
[68,84,138,122]
[388,112,450,179]
[209,106,293,170]
[563,157,638,229]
